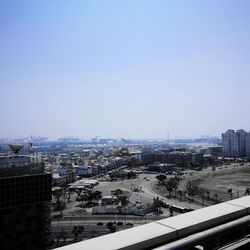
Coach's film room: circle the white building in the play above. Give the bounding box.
[52,173,66,187]
[58,166,76,184]
[101,196,114,205]
[130,151,142,161]
[76,165,93,176]
[222,129,244,158]
[103,148,115,156]
[69,179,99,190]
[222,129,248,157]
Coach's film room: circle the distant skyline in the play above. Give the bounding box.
[1,1,250,139]
[0,134,220,141]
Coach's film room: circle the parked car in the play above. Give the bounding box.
[106,222,114,227]
[126,222,134,227]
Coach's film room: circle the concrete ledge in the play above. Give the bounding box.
[226,196,250,213]
[154,215,250,250]
[157,201,247,237]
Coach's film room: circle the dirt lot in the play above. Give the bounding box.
[96,173,203,214]
[187,165,250,202]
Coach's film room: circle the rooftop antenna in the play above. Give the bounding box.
[29,135,34,154]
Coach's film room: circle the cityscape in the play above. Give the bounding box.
[1,130,250,249]
[1,1,250,250]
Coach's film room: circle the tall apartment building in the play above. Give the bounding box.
[237,129,247,157]
[222,129,247,157]
[246,133,250,159]
[0,145,51,250]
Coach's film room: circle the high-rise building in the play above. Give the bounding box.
[246,132,250,159]
[222,129,238,157]
[222,129,247,158]
[0,145,51,250]
[236,129,247,157]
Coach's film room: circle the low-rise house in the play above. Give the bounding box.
[58,166,76,184]
[75,165,93,176]
[52,173,66,187]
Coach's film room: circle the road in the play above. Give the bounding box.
[51,221,135,243]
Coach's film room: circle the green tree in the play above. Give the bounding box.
[53,188,66,216]
[113,189,124,197]
[212,165,216,176]
[56,229,67,246]
[80,193,88,207]
[56,200,65,216]
[91,190,102,201]
[156,174,167,185]
[153,196,162,214]
[186,181,198,201]
[119,195,129,207]
[67,191,71,203]
[128,158,142,168]
[227,188,233,200]
[213,193,218,203]
[177,190,183,200]
[127,171,136,179]
[198,190,206,207]
[206,191,210,200]
[71,225,84,242]
[165,177,179,198]
[106,222,117,233]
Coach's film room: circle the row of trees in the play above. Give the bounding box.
[52,188,103,217]
[227,187,250,199]
[156,174,180,198]
[155,175,218,205]
[56,217,123,247]
[76,190,102,207]
[53,188,67,216]
[55,225,84,246]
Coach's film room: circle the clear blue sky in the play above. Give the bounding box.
[1,0,250,139]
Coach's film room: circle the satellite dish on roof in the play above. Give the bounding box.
[9,144,24,154]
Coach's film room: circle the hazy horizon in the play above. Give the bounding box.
[1,1,250,139]
[0,134,221,141]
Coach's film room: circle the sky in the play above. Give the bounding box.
[1,0,250,139]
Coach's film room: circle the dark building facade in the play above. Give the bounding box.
[0,153,51,250]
